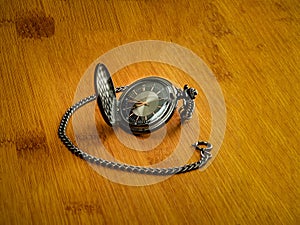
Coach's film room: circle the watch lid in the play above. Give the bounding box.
[94,63,117,126]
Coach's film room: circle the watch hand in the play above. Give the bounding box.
[128,99,147,104]
[128,99,150,106]
[133,101,149,107]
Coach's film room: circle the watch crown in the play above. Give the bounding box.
[183,85,198,100]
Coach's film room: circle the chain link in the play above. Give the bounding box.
[58,88,212,175]
[115,86,128,93]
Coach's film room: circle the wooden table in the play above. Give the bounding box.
[0,0,299,224]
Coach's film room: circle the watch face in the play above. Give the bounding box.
[119,77,177,134]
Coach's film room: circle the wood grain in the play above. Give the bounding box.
[0,0,299,224]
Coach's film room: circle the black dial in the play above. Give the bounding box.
[119,77,178,134]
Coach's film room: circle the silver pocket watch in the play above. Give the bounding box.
[94,63,198,135]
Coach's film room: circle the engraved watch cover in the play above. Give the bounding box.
[94,63,117,126]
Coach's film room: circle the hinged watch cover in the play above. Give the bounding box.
[94,63,117,126]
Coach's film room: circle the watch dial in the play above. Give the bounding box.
[119,77,177,134]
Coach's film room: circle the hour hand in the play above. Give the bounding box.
[133,101,149,108]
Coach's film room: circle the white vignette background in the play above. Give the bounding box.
[72,40,226,186]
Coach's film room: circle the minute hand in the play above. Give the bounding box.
[133,101,149,108]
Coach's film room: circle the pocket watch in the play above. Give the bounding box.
[58,63,213,175]
[94,63,198,135]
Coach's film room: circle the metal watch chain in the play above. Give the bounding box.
[58,86,212,175]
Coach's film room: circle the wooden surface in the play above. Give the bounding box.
[0,0,299,224]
